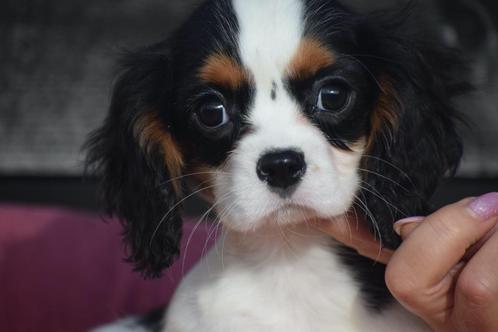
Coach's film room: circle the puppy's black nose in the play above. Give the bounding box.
[257,150,306,190]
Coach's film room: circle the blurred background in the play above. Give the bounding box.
[1,0,497,213]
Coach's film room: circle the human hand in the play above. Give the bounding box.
[315,193,498,332]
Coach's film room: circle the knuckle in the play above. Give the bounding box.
[385,265,418,302]
[428,214,462,240]
[457,271,495,306]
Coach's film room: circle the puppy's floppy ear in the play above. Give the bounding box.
[85,42,184,278]
[356,11,469,248]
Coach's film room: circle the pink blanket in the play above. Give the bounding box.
[0,205,215,332]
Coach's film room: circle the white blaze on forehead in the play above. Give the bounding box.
[233,0,306,145]
[232,0,304,92]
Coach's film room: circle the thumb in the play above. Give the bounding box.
[314,215,393,264]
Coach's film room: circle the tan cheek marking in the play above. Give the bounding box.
[198,53,249,90]
[287,38,335,79]
[136,113,184,193]
[349,138,367,153]
[330,138,366,175]
[366,77,400,152]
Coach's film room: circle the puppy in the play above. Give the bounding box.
[87,0,467,331]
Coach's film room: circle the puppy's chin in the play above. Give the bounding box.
[268,204,320,226]
[220,203,347,233]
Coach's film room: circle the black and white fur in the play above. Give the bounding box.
[87,0,467,331]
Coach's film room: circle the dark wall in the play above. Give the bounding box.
[0,0,200,175]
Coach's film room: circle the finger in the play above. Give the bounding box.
[399,222,422,239]
[395,215,498,262]
[393,216,425,239]
[453,230,498,331]
[386,194,498,308]
[463,223,498,261]
[314,216,394,264]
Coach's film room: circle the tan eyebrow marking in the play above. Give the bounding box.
[287,38,336,79]
[198,52,249,90]
[136,113,184,193]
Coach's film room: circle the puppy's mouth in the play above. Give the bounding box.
[262,202,332,226]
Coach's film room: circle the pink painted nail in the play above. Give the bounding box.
[393,216,425,236]
[468,192,498,220]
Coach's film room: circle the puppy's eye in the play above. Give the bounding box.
[197,100,229,128]
[317,84,351,112]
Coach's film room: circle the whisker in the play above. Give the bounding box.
[214,201,240,271]
[346,53,399,65]
[342,211,353,245]
[337,53,383,91]
[149,184,217,247]
[353,193,382,247]
[361,155,413,182]
[183,191,235,276]
[156,171,224,188]
[358,168,411,193]
[200,190,240,259]
[357,183,395,226]
[277,222,300,261]
[359,182,407,218]
[181,213,207,277]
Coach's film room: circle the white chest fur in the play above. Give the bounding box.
[164,226,428,332]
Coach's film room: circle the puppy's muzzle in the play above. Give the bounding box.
[256,149,307,193]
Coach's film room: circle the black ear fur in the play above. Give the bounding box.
[85,42,184,278]
[356,10,469,249]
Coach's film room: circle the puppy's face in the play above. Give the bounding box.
[173,0,379,231]
[87,0,465,276]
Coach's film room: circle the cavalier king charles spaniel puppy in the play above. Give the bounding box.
[87,0,468,331]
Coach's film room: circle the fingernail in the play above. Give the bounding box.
[468,192,498,220]
[393,216,425,236]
